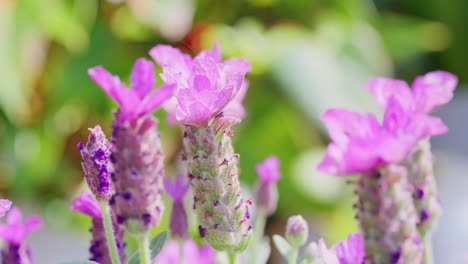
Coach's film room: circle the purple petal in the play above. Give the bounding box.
[366,77,413,109]
[197,43,222,63]
[217,80,249,126]
[70,192,103,219]
[256,156,281,182]
[0,199,12,218]
[24,216,43,235]
[331,233,365,264]
[149,45,192,86]
[130,58,156,100]
[88,66,140,118]
[412,70,458,113]
[137,83,176,117]
[164,175,189,202]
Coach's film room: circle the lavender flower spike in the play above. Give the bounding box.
[0,199,12,218]
[71,192,125,264]
[89,58,175,234]
[367,70,458,236]
[305,233,365,264]
[0,207,43,264]
[318,108,425,263]
[164,175,190,239]
[78,125,113,202]
[255,156,281,215]
[151,44,253,252]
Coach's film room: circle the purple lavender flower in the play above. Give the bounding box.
[255,156,281,215]
[78,125,113,202]
[285,215,308,247]
[88,58,175,122]
[367,70,457,114]
[305,233,364,264]
[89,58,174,234]
[164,175,190,239]
[0,207,42,264]
[0,199,12,218]
[367,71,458,236]
[71,192,125,264]
[318,107,426,262]
[331,233,365,264]
[152,240,216,264]
[151,45,253,252]
[150,43,251,128]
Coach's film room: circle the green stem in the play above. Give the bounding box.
[424,235,433,264]
[138,235,151,264]
[228,252,237,264]
[179,239,185,264]
[100,202,121,264]
[250,209,267,262]
[289,248,298,264]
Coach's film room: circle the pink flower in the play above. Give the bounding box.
[150,44,251,126]
[255,156,281,215]
[0,199,12,218]
[152,240,216,264]
[164,175,190,238]
[70,191,103,219]
[164,175,190,203]
[331,233,365,264]
[88,58,175,122]
[367,70,457,114]
[256,156,281,183]
[318,109,408,175]
[0,207,42,245]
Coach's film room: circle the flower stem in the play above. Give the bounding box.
[288,248,297,264]
[228,252,237,264]
[100,202,121,264]
[138,235,151,264]
[179,239,185,264]
[424,235,434,264]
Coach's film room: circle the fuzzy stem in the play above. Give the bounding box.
[250,209,267,261]
[288,248,298,264]
[100,202,121,264]
[228,252,237,264]
[424,235,434,264]
[138,235,151,264]
[179,239,185,264]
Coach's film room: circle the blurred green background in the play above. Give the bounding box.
[1,0,466,262]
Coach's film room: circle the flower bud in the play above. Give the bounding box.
[285,215,308,247]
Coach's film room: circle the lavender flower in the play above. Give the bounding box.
[150,43,251,128]
[89,58,174,234]
[285,215,308,248]
[0,207,42,264]
[305,233,365,264]
[71,192,125,264]
[0,199,12,218]
[77,125,113,202]
[164,175,190,239]
[152,240,216,264]
[367,71,457,235]
[151,45,253,252]
[318,105,430,263]
[255,156,281,215]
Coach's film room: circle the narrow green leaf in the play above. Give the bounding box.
[272,234,292,260]
[126,231,168,264]
[149,231,168,258]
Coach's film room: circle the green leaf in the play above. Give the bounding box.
[60,261,99,264]
[127,231,168,264]
[149,231,168,258]
[272,234,292,260]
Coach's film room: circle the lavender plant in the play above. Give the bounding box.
[150,44,253,259]
[0,42,458,264]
